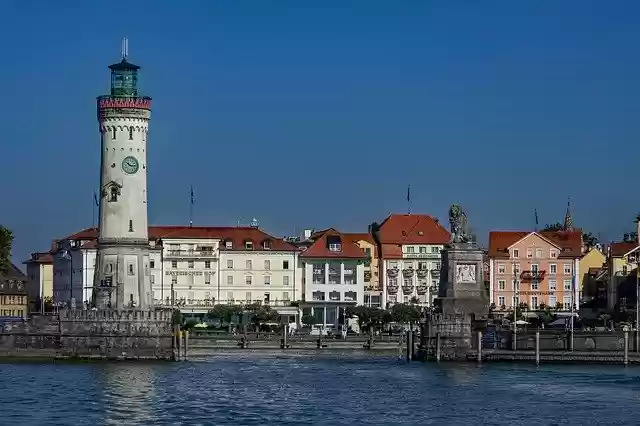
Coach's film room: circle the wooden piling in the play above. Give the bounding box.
[172,325,179,361]
[183,330,189,361]
[177,330,182,361]
[405,331,412,362]
[535,331,540,366]
[477,331,482,364]
[435,332,441,362]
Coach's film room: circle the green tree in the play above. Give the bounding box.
[0,225,13,275]
[301,314,316,328]
[208,304,243,332]
[390,303,421,326]
[249,305,279,331]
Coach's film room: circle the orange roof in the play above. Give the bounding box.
[60,226,298,252]
[610,242,639,257]
[23,252,54,265]
[300,229,368,259]
[344,232,375,245]
[377,214,450,245]
[488,230,583,259]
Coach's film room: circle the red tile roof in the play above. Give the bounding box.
[343,232,375,245]
[60,226,298,252]
[22,252,54,265]
[488,230,583,259]
[610,242,639,257]
[377,214,450,244]
[300,229,368,259]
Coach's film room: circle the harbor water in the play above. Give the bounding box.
[2,350,640,425]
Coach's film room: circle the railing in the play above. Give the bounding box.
[416,285,428,295]
[387,285,399,295]
[520,270,546,280]
[416,269,429,279]
[402,268,414,278]
[165,250,217,258]
[387,268,399,278]
[431,270,440,277]
[154,299,295,309]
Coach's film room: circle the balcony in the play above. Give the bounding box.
[154,299,295,309]
[387,268,399,278]
[364,284,381,292]
[431,269,440,277]
[402,285,414,294]
[520,270,546,281]
[416,269,429,279]
[387,284,399,295]
[165,250,217,259]
[416,285,428,295]
[402,268,414,278]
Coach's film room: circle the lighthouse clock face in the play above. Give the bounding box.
[122,156,139,174]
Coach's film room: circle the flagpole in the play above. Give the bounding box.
[407,185,411,215]
[189,185,194,228]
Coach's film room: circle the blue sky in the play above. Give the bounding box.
[2,0,640,262]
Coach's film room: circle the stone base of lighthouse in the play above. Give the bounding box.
[94,239,153,310]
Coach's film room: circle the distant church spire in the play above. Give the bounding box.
[564,198,573,231]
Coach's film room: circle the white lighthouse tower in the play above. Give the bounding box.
[94,39,153,310]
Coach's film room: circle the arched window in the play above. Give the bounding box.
[109,186,118,202]
[112,128,116,139]
[128,127,133,140]
[129,220,134,232]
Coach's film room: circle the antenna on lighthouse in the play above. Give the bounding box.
[121,37,129,60]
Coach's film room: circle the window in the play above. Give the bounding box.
[498,264,506,274]
[550,250,558,259]
[563,280,572,291]
[128,127,133,140]
[563,264,572,275]
[106,263,114,273]
[264,276,271,285]
[531,280,539,290]
[549,264,557,274]
[109,186,118,202]
[150,260,155,269]
[225,241,233,249]
[283,261,289,270]
[549,279,557,291]
[526,249,533,258]
[246,292,252,302]
[171,276,177,286]
[150,275,155,285]
[344,291,357,301]
[531,264,539,273]
[129,220,133,232]
[513,263,520,274]
[264,260,270,270]
[227,291,234,302]
[227,276,233,285]
[563,296,571,310]
[329,243,342,252]
[204,261,211,269]
[498,296,505,307]
[227,260,233,269]
[531,296,538,309]
[418,262,428,270]
[406,246,415,254]
[419,247,426,254]
[246,276,252,286]
[245,241,253,250]
[171,261,177,268]
[246,260,252,270]
[535,248,543,258]
[431,246,440,253]
[283,292,290,301]
[312,291,325,301]
[283,276,290,286]
[498,280,506,290]
[623,265,629,275]
[513,280,520,291]
[128,264,135,275]
[512,249,519,258]
[112,127,117,139]
[329,291,340,301]
[548,295,557,307]
[263,240,272,250]
[188,261,194,269]
[264,292,270,302]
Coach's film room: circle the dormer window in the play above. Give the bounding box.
[245,240,253,250]
[225,240,233,249]
[262,239,272,250]
[327,236,342,252]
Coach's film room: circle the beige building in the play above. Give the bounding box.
[0,262,28,318]
[345,233,381,307]
[23,251,54,310]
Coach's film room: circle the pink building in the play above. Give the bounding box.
[488,230,582,311]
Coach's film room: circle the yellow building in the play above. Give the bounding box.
[23,251,54,310]
[578,248,606,292]
[345,233,381,308]
[0,262,28,318]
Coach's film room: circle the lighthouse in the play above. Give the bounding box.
[94,39,153,310]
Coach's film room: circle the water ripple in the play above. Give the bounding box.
[2,353,640,425]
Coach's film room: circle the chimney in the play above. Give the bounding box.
[303,229,313,240]
[50,240,58,253]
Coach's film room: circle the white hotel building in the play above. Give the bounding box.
[376,214,451,307]
[52,225,300,317]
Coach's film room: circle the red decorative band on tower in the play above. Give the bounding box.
[97,96,152,110]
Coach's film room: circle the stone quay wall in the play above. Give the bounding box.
[0,309,174,360]
[495,330,637,352]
